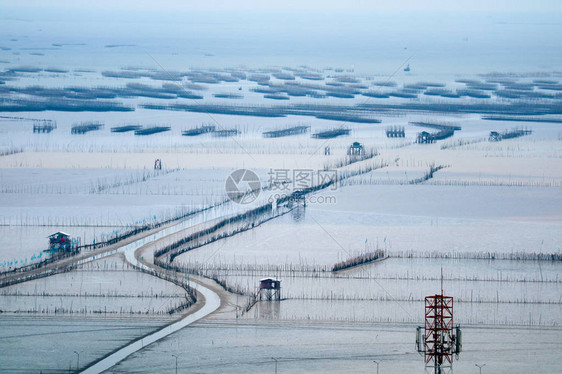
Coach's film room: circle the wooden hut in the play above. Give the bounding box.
[417,131,433,144]
[48,232,72,252]
[347,141,365,156]
[258,278,281,301]
[489,131,501,142]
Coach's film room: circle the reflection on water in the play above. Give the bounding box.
[254,300,281,319]
[291,205,306,223]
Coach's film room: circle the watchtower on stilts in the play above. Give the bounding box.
[258,278,281,301]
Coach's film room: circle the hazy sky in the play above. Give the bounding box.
[2,0,561,73]
[3,0,562,13]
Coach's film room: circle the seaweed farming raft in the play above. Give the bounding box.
[312,128,350,139]
[489,127,532,142]
[409,121,462,131]
[416,129,455,144]
[411,121,460,144]
[182,124,216,136]
[33,120,57,133]
[214,129,240,137]
[262,125,309,138]
[71,121,103,134]
[386,126,405,138]
[111,125,141,133]
[134,126,171,135]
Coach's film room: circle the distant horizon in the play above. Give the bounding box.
[3,0,562,13]
[2,8,561,76]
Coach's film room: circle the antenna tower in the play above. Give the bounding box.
[416,268,462,374]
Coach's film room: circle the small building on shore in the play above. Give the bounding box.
[47,232,72,252]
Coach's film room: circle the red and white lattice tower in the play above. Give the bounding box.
[416,269,462,374]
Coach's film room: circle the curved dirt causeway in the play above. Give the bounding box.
[81,281,220,373]
[80,219,225,373]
